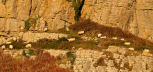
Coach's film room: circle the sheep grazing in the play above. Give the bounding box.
[78,31,85,35]
[25,44,32,48]
[120,38,125,41]
[6,42,11,44]
[129,48,134,51]
[124,42,131,46]
[97,33,102,38]
[100,36,107,39]
[9,45,13,49]
[112,37,118,40]
[68,38,76,42]
[44,28,48,32]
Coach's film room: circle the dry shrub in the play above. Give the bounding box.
[70,19,153,46]
[93,57,107,67]
[0,51,70,72]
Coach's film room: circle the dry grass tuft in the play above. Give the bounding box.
[0,50,71,72]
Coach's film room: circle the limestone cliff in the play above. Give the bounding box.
[0,0,153,42]
[0,0,74,32]
[81,0,153,41]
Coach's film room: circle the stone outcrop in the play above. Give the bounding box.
[73,47,153,72]
[22,32,68,42]
[23,47,153,72]
[0,32,68,44]
[81,0,153,41]
[0,0,74,32]
[0,0,153,42]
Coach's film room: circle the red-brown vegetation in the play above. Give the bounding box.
[0,50,70,72]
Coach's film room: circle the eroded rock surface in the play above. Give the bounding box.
[81,0,153,41]
[0,0,153,41]
[0,0,74,32]
[34,47,153,72]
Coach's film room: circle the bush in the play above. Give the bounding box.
[22,50,27,57]
[32,37,73,50]
[2,0,7,5]
[79,40,99,50]
[11,42,26,49]
[66,51,76,65]
[66,0,72,2]
[0,39,26,49]
[25,18,37,30]
[25,18,31,30]
[28,49,35,56]
[67,0,85,21]
[0,51,70,72]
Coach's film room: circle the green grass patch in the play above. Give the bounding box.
[31,37,73,50]
[28,49,35,56]
[66,51,76,65]
[0,39,26,49]
[25,18,37,30]
[2,0,7,5]
[22,50,27,57]
[66,0,85,21]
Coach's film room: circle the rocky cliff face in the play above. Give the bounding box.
[81,0,153,41]
[0,0,153,41]
[0,0,74,32]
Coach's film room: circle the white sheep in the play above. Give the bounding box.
[78,31,85,35]
[68,38,75,42]
[124,42,131,46]
[120,38,125,41]
[44,28,48,32]
[9,45,13,49]
[100,36,106,39]
[25,44,32,48]
[129,48,134,51]
[112,37,118,40]
[97,33,102,38]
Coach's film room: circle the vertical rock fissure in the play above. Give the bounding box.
[134,0,139,35]
[2,0,7,5]
[74,0,85,21]
[29,0,32,16]
[67,0,85,21]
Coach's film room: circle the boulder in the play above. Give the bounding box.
[12,37,17,41]
[143,49,150,55]
[1,45,6,50]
